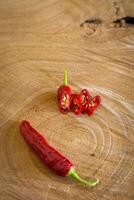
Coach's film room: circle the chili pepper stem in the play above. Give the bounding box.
[67,167,99,187]
[64,70,68,86]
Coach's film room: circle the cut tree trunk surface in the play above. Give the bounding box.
[0,1,134,200]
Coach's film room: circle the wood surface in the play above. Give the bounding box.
[0,0,134,200]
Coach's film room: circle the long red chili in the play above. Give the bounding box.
[20,120,99,186]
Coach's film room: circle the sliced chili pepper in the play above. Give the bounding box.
[87,95,101,116]
[71,94,82,115]
[20,120,99,186]
[57,71,72,114]
[80,89,91,113]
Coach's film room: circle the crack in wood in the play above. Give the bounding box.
[80,18,102,35]
[113,16,134,27]
[80,18,102,27]
[113,1,120,17]
[80,15,134,37]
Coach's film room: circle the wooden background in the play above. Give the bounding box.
[0,0,134,200]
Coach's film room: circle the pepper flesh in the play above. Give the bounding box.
[71,94,82,115]
[87,95,101,116]
[80,89,91,113]
[58,85,72,113]
[20,120,99,186]
[57,71,72,114]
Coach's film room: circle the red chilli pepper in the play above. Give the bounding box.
[80,89,91,113]
[20,120,99,186]
[87,95,101,116]
[71,94,82,115]
[57,71,72,114]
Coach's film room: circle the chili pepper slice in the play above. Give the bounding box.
[20,120,99,186]
[71,94,82,115]
[57,71,72,114]
[80,89,91,113]
[87,95,101,116]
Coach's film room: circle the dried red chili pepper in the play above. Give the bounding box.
[80,89,91,113]
[57,71,72,114]
[71,94,82,115]
[20,120,99,186]
[87,95,101,116]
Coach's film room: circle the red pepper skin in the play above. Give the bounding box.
[80,89,91,113]
[87,95,101,116]
[71,94,82,115]
[57,85,72,114]
[20,120,74,176]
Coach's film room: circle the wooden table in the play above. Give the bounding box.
[0,1,134,200]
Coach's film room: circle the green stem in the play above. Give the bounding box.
[68,167,99,187]
[64,70,68,86]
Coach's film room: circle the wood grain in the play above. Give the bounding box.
[0,0,134,200]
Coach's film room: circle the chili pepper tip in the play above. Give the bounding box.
[68,167,99,187]
[64,70,68,86]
